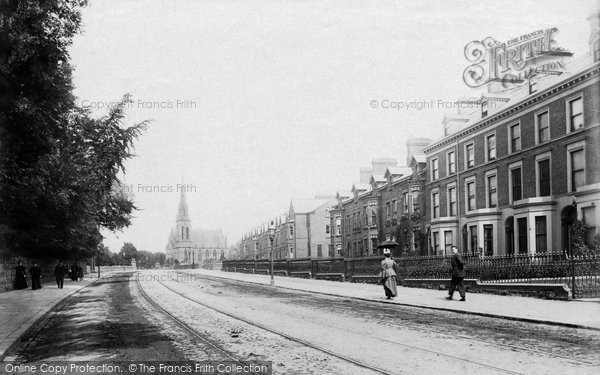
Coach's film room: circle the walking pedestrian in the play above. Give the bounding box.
[71,262,79,281]
[380,248,398,299]
[29,263,42,290]
[54,261,66,289]
[77,264,84,281]
[13,259,28,290]
[446,246,466,301]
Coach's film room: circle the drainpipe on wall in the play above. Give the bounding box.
[455,139,461,252]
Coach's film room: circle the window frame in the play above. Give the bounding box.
[465,142,475,169]
[469,225,478,254]
[481,100,489,117]
[508,122,521,153]
[566,94,584,133]
[447,183,457,217]
[567,140,586,193]
[483,224,494,256]
[535,152,552,197]
[485,169,498,208]
[431,189,440,219]
[508,161,523,204]
[447,150,456,175]
[535,215,547,253]
[485,132,496,162]
[444,230,453,255]
[432,231,440,254]
[534,108,550,145]
[465,177,476,212]
[517,217,528,254]
[431,158,439,181]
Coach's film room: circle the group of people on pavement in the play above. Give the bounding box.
[379,245,466,301]
[13,259,85,290]
[13,260,42,290]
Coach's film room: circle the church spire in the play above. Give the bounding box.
[176,182,191,241]
[177,186,190,221]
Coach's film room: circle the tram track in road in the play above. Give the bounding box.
[175,270,600,368]
[152,273,531,375]
[134,275,261,372]
[135,273,395,375]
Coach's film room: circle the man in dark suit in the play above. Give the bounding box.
[446,246,466,301]
[29,263,42,290]
[54,261,66,289]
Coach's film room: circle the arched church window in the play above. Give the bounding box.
[181,227,184,240]
[186,227,189,240]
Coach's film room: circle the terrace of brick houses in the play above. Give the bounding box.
[227,28,600,299]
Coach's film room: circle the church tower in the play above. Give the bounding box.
[176,187,192,246]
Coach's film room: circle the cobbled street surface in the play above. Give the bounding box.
[5,271,600,374]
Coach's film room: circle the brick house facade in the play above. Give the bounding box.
[423,48,600,256]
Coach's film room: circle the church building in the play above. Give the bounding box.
[165,189,228,264]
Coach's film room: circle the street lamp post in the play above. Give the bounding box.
[97,246,100,279]
[268,223,276,287]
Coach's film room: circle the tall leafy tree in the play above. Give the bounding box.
[0,1,146,259]
[119,242,138,264]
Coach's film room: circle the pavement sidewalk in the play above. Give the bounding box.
[191,269,600,331]
[0,278,92,360]
[1,269,598,362]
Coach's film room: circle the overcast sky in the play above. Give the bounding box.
[68,0,598,253]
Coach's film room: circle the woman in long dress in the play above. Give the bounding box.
[14,260,28,290]
[381,249,397,299]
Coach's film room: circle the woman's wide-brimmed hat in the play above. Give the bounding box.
[377,239,400,249]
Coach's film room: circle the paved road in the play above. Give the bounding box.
[4,271,600,375]
[152,271,600,374]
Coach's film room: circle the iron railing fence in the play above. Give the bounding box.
[222,251,600,298]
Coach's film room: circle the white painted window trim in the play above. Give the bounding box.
[431,157,439,181]
[484,131,496,162]
[485,169,498,208]
[432,231,440,253]
[508,121,521,153]
[431,188,440,219]
[464,176,476,212]
[565,93,584,134]
[464,142,475,170]
[447,182,457,217]
[514,215,529,255]
[567,140,586,193]
[534,214,549,254]
[534,107,550,145]
[508,161,523,204]
[447,150,456,175]
[535,151,552,197]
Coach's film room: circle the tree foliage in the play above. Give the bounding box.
[118,242,138,262]
[0,1,146,259]
[571,219,599,256]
